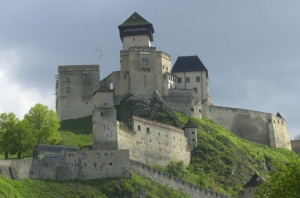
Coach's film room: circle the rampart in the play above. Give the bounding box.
[117,116,190,166]
[131,160,232,198]
[202,105,291,150]
[162,89,202,119]
[0,149,131,181]
[291,140,300,154]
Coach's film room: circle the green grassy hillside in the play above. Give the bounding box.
[0,172,190,198]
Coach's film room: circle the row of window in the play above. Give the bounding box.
[178,76,201,83]
[45,162,112,167]
[68,153,113,159]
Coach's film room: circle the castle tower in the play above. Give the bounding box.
[183,119,198,150]
[56,65,100,121]
[92,86,118,150]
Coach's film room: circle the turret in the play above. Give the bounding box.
[183,119,198,150]
[118,12,155,50]
[92,86,118,150]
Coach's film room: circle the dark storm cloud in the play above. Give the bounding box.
[0,0,299,137]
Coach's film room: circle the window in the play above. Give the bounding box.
[75,163,79,167]
[110,153,113,157]
[104,103,107,106]
[95,153,100,159]
[133,38,135,41]
[67,77,71,82]
[52,163,55,167]
[70,163,73,167]
[101,112,103,116]
[185,77,190,83]
[191,108,194,112]
[144,75,146,79]
[66,87,71,93]
[178,78,182,83]
[68,154,71,157]
[105,153,108,157]
[66,163,69,167]
[193,88,197,93]
[102,163,105,166]
[138,125,141,131]
[192,132,194,134]
[166,67,168,71]
[124,74,126,79]
[164,75,166,80]
[94,163,97,167]
[109,163,112,166]
[147,128,150,133]
[81,153,86,159]
[196,76,200,82]
[84,163,87,167]
[141,58,149,65]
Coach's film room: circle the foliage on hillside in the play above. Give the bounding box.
[59,115,93,135]
[174,111,293,197]
[59,130,93,147]
[0,172,190,198]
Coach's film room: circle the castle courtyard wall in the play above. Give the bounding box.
[291,140,300,153]
[117,116,191,166]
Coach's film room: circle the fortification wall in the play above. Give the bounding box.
[117,116,190,166]
[291,140,300,153]
[0,150,131,181]
[162,89,202,119]
[131,160,232,198]
[203,105,291,150]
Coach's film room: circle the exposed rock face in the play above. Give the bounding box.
[117,94,177,129]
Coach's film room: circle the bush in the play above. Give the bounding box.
[166,161,188,178]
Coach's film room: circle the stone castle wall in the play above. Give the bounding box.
[202,105,291,150]
[0,149,131,181]
[131,160,232,198]
[117,116,191,166]
[291,140,300,153]
[162,89,202,119]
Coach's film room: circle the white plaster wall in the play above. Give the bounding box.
[123,35,151,50]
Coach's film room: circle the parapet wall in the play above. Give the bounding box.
[118,116,190,166]
[162,89,202,119]
[131,160,232,198]
[203,105,291,150]
[0,149,131,181]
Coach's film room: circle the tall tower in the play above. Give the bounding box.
[56,65,100,121]
[115,12,171,96]
[183,119,198,150]
[92,86,118,150]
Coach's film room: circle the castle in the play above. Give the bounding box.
[56,12,291,151]
[0,12,293,198]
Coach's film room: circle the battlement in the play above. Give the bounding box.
[58,65,99,72]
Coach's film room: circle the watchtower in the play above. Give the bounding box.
[183,119,198,150]
[92,86,118,150]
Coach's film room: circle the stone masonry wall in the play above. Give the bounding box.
[291,140,300,153]
[117,116,190,166]
[0,149,131,181]
[203,105,291,150]
[162,89,202,119]
[131,160,232,198]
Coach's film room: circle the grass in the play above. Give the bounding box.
[59,130,93,148]
[0,172,190,198]
[59,115,93,135]
[173,111,294,197]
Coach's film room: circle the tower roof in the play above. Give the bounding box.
[243,173,265,188]
[118,12,154,41]
[183,119,197,128]
[276,112,284,120]
[172,55,208,77]
[93,86,113,95]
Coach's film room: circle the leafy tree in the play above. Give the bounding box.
[24,104,61,144]
[256,154,300,198]
[8,119,36,159]
[0,113,18,159]
[166,161,188,178]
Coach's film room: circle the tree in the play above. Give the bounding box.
[24,103,61,144]
[166,161,188,178]
[0,112,18,159]
[256,154,300,198]
[8,119,36,159]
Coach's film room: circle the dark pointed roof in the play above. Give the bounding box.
[243,173,265,188]
[118,12,154,41]
[93,86,113,95]
[276,112,284,120]
[172,55,208,77]
[183,119,197,128]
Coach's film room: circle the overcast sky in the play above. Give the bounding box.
[1,0,299,138]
